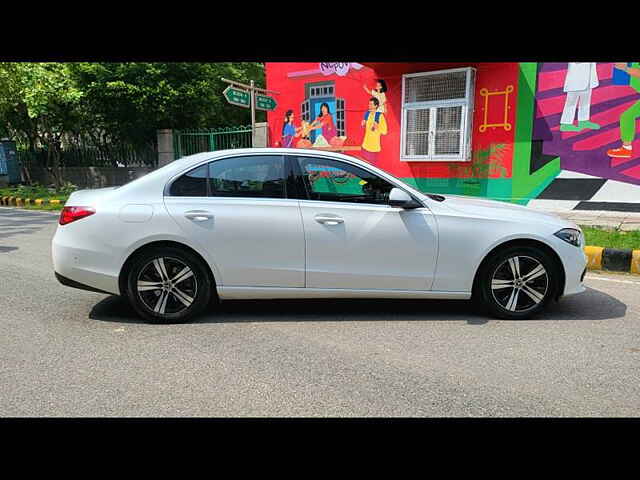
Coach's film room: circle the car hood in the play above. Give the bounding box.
[423,193,577,229]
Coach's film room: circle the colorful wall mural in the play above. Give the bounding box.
[265,62,640,211]
[528,62,640,210]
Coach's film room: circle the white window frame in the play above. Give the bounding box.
[400,67,475,162]
[336,97,346,137]
[301,99,310,123]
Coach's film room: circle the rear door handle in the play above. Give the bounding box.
[315,215,344,226]
[185,211,213,222]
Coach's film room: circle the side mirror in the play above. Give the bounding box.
[388,187,422,209]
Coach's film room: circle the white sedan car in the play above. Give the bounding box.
[52,148,587,323]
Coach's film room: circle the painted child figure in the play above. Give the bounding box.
[363,79,388,114]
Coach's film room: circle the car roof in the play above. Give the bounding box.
[118,147,427,202]
[175,148,375,170]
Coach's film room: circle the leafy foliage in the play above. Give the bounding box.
[67,62,265,147]
[0,62,265,184]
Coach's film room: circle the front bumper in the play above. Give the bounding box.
[553,236,588,297]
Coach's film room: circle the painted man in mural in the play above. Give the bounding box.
[360,97,387,164]
[560,62,600,132]
[606,63,640,159]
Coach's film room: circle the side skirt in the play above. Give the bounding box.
[218,286,471,300]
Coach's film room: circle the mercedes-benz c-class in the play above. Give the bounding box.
[52,148,587,323]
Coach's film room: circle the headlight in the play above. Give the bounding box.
[554,228,582,247]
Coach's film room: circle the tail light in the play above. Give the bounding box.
[59,206,96,225]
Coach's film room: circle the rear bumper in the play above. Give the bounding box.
[52,232,121,295]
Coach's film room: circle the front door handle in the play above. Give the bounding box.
[185,211,213,222]
[315,215,344,226]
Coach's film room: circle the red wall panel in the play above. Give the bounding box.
[266,62,520,180]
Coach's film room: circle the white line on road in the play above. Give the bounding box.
[586,274,640,285]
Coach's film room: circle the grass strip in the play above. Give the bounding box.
[581,225,640,250]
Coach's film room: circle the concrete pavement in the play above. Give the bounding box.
[528,205,640,230]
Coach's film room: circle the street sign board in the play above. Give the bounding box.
[223,86,250,108]
[255,94,277,111]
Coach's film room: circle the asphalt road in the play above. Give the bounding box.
[1,206,639,417]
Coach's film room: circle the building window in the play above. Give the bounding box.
[336,98,346,137]
[301,100,310,123]
[302,81,338,144]
[401,67,475,162]
[309,85,334,99]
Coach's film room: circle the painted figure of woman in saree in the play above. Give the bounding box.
[363,79,388,114]
[309,102,337,147]
[281,109,303,148]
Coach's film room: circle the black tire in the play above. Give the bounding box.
[125,246,212,324]
[474,245,560,320]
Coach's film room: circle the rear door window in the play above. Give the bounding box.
[208,155,286,199]
[168,165,208,197]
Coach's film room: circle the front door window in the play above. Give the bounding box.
[295,156,395,205]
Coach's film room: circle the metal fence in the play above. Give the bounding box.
[173,126,253,160]
[0,150,6,175]
[17,144,158,170]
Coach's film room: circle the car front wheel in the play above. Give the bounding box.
[475,246,559,320]
[126,246,212,324]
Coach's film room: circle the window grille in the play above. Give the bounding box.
[405,109,430,156]
[401,67,475,161]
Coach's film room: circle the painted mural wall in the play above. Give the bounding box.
[266,62,520,198]
[265,62,640,210]
[524,62,640,211]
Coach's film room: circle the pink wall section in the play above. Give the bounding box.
[265,62,521,180]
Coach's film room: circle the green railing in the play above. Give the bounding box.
[173,126,253,160]
[17,144,158,169]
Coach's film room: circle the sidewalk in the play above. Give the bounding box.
[531,206,640,230]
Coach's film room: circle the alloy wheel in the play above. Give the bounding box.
[136,256,198,315]
[490,255,549,313]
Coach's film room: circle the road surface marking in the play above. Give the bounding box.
[586,274,640,285]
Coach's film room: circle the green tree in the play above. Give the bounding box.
[0,62,83,186]
[0,62,266,184]
[68,62,265,147]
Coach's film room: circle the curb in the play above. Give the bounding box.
[584,246,640,274]
[0,196,61,207]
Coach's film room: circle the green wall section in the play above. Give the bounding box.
[401,177,512,201]
[511,62,560,204]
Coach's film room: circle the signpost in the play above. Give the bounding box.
[223,85,250,108]
[221,78,279,147]
[255,94,277,111]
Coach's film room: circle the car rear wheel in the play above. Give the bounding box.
[126,246,212,324]
[475,246,559,320]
